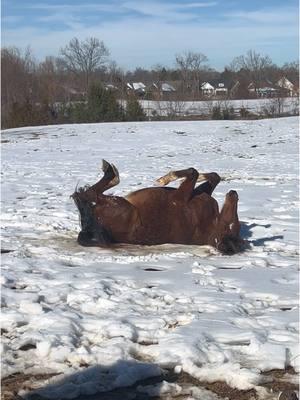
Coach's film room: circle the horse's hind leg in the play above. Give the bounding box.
[157,167,199,202]
[193,172,221,196]
[71,160,121,246]
[90,159,120,194]
[72,160,120,203]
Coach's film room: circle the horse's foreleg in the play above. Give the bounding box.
[156,167,200,186]
[157,167,199,202]
[156,169,221,197]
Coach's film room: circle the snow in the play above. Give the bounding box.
[1,117,299,399]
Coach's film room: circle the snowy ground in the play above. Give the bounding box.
[1,117,299,399]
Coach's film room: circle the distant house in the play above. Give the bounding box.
[201,80,240,98]
[127,82,146,96]
[276,77,295,96]
[201,82,214,96]
[149,81,177,99]
[248,80,278,98]
[213,82,228,96]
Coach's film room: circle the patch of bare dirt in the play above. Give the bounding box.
[1,368,298,400]
[260,367,299,394]
[1,373,59,400]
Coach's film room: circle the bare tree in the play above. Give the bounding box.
[1,46,37,117]
[281,61,299,83]
[60,37,109,92]
[37,56,59,104]
[229,50,273,89]
[175,51,208,98]
[152,64,168,83]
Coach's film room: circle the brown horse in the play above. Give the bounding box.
[72,160,244,254]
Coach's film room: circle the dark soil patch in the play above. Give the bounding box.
[260,367,299,393]
[1,368,298,400]
[1,373,59,400]
[168,370,257,400]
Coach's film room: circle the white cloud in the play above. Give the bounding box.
[26,2,121,13]
[122,1,218,21]
[224,7,299,24]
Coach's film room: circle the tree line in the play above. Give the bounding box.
[1,37,299,128]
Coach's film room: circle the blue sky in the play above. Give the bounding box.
[1,0,299,70]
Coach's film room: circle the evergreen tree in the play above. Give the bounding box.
[126,95,147,121]
[87,83,124,122]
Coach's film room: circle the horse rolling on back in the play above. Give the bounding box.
[72,160,244,254]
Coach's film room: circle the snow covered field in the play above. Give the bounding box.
[1,117,299,399]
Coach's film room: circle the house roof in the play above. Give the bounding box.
[161,82,176,92]
[127,82,146,91]
[248,80,275,89]
[201,82,214,90]
[210,79,239,90]
[132,82,146,91]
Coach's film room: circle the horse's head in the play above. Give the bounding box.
[72,188,113,246]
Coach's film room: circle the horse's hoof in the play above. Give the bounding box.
[102,159,111,173]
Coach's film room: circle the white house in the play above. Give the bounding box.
[214,82,228,96]
[201,82,214,96]
[276,77,295,96]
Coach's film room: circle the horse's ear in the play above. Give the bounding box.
[70,181,80,198]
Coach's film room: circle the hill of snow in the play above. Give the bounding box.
[1,117,299,399]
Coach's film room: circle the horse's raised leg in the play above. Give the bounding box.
[157,169,221,197]
[157,167,199,202]
[217,190,243,254]
[90,159,120,195]
[193,172,221,196]
[73,160,120,203]
[71,160,121,246]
